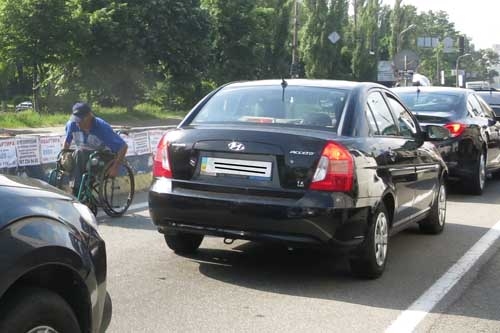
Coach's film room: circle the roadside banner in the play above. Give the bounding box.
[119,132,136,157]
[40,135,65,164]
[148,130,165,155]
[133,131,150,155]
[0,138,17,168]
[16,136,41,166]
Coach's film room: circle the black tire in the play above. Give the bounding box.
[349,203,389,279]
[0,287,81,333]
[99,159,135,217]
[165,232,204,254]
[467,150,486,195]
[419,181,446,234]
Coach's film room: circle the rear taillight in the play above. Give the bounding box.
[153,135,172,178]
[310,141,354,192]
[443,123,466,138]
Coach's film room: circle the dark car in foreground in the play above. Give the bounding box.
[149,79,449,279]
[0,175,111,332]
[393,86,500,195]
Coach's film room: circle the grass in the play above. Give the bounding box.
[0,103,187,128]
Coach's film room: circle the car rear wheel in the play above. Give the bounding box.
[349,203,389,279]
[419,181,446,234]
[164,232,204,254]
[0,287,81,333]
[467,150,486,195]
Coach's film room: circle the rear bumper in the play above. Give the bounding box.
[434,139,478,180]
[149,178,374,249]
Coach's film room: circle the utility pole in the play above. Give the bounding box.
[290,0,299,78]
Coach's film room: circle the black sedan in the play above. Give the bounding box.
[149,79,449,279]
[393,86,500,195]
[475,89,500,117]
[0,175,111,332]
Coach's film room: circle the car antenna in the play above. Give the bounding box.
[281,77,288,102]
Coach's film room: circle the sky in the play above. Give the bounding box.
[381,0,500,50]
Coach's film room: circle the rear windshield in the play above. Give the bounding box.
[397,91,462,112]
[190,85,348,131]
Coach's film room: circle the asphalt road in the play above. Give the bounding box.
[98,182,500,333]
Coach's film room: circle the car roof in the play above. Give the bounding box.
[223,79,385,90]
[391,86,469,96]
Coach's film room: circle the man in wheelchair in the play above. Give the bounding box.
[63,102,128,196]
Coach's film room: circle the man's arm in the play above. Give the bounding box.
[108,143,128,177]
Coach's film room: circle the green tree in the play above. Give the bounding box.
[0,0,85,111]
[351,0,380,81]
[300,0,349,79]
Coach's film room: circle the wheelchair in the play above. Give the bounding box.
[48,149,135,217]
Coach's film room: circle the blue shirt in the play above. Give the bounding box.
[65,117,126,153]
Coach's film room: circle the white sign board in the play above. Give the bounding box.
[148,130,165,155]
[133,132,150,155]
[328,31,340,45]
[120,133,136,157]
[16,136,41,166]
[377,61,395,82]
[40,136,65,164]
[0,138,18,168]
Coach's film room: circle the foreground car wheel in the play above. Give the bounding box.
[349,203,389,279]
[468,151,486,195]
[419,182,446,234]
[0,287,81,333]
[164,232,204,254]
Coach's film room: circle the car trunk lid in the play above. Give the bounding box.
[164,126,338,191]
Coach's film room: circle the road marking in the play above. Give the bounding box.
[386,219,500,333]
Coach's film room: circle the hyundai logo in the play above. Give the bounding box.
[228,141,245,151]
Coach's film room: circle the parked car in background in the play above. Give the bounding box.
[393,86,500,194]
[475,88,500,117]
[15,101,33,112]
[149,79,449,279]
[0,174,111,332]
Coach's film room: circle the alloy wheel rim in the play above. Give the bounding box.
[374,212,388,267]
[479,153,486,190]
[438,184,446,226]
[27,326,59,333]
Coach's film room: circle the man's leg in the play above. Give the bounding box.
[71,149,91,197]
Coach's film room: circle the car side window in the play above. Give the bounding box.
[366,91,398,136]
[474,95,495,118]
[365,103,379,135]
[385,94,418,138]
[468,95,482,117]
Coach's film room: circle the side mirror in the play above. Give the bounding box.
[424,125,450,141]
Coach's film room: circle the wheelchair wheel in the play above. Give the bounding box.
[99,159,135,217]
[48,169,62,188]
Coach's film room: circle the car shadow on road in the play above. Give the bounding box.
[179,222,499,322]
[98,214,156,230]
[446,176,500,204]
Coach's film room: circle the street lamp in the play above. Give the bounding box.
[397,24,416,54]
[456,53,472,87]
